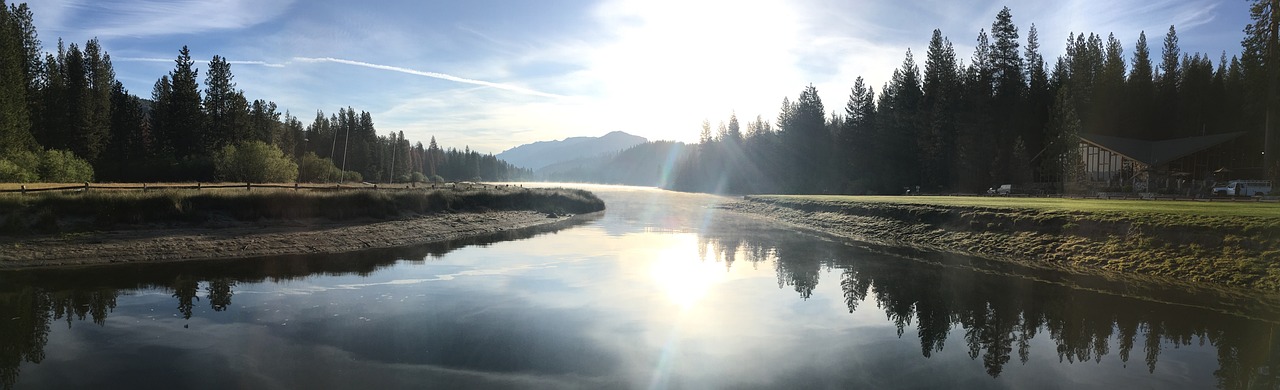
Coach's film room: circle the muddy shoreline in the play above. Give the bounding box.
[0,211,594,269]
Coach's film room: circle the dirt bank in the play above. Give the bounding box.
[0,211,594,269]
[726,196,1280,293]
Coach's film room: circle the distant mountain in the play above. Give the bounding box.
[540,141,691,187]
[497,131,648,171]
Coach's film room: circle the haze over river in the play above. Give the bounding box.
[3,185,1278,389]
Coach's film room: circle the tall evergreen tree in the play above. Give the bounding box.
[1025,24,1053,179]
[922,30,961,191]
[1244,0,1279,180]
[0,1,35,153]
[1156,26,1181,138]
[150,75,173,155]
[166,46,204,158]
[779,85,828,193]
[203,55,250,150]
[81,38,113,162]
[1128,31,1156,139]
[989,7,1023,184]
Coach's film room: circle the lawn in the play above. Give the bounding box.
[752,193,1280,217]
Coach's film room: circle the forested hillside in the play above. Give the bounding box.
[669,5,1279,195]
[0,1,530,183]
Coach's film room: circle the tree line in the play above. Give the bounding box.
[0,1,530,183]
[671,4,1279,195]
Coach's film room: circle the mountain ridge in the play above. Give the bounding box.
[497,131,648,171]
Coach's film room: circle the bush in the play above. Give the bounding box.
[40,149,95,182]
[0,149,93,183]
[0,150,39,182]
[341,170,362,183]
[430,175,445,183]
[298,152,342,183]
[410,172,426,183]
[214,141,298,183]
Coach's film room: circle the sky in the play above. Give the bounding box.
[23,0,1258,154]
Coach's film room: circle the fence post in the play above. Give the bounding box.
[374,184,378,191]
[197,182,201,191]
[20,185,25,194]
[84,182,89,192]
[143,183,147,192]
[295,183,299,191]
[246,182,251,191]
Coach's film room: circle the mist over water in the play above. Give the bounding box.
[2,185,1277,389]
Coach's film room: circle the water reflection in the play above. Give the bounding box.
[695,220,1280,388]
[3,187,1280,389]
[0,214,597,389]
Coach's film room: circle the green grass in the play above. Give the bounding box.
[742,195,1280,291]
[754,195,1280,231]
[0,187,605,234]
[768,195,1280,217]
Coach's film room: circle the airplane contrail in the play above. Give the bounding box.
[293,57,564,99]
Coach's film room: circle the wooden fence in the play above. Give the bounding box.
[0,182,517,194]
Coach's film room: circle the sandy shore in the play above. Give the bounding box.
[0,211,581,269]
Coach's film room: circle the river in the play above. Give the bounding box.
[2,185,1277,389]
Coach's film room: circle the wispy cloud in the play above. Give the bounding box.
[34,0,294,38]
[292,57,566,99]
[116,57,287,68]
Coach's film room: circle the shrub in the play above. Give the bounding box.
[410,172,426,183]
[0,149,93,183]
[298,152,342,183]
[39,149,95,182]
[430,175,445,183]
[214,141,299,183]
[0,150,39,182]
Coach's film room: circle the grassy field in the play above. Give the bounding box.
[0,185,604,234]
[755,195,1280,232]
[739,195,1280,292]
[766,195,1280,217]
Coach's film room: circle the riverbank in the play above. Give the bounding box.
[727,195,1280,292]
[0,187,605,269]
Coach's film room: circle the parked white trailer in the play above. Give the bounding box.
[1212,180,1272,196]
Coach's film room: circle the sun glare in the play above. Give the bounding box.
[649,238,729,310]
[587,0,803,143]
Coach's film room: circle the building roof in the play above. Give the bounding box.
[1079,132,1245,166]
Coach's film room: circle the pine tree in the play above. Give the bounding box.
[81,38,113,162]
[1156,26,1181,138]
[1244,0,1279,181]
[1025,24,1053,179]
[203,55,250,149]
[726,112,741,143]
[0,1,35,153]
[1129,31,1156,139]
[427,136,442,178]
[150,75,173,155]
[922,30,961,191]
[167,46,204,158]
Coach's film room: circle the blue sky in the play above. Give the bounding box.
[25,0,1256,154]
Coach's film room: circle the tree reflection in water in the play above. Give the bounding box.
[1,213,1278,389]
[695,225,1280,389]
[0,215,594,390]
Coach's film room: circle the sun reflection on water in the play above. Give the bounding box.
[648,235,728,310]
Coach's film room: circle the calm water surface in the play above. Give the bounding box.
[3,185,1279,389]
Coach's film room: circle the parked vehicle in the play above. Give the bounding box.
[1212,180,1272,196]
